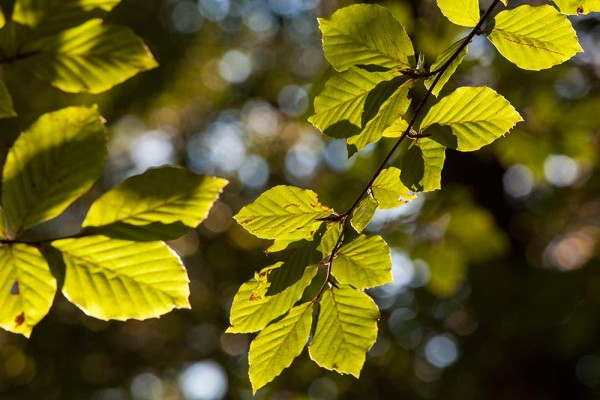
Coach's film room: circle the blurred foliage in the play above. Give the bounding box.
[0,0,599,399]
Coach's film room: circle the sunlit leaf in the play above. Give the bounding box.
[425,38,469,97]
[17,19,158,93]
[52,236,190,321]
[347,80,413,154]
[0,244,56,337]
[309,286,379,377]
[332,235,392,289]
[351,195,378,233]
[234,185,333,241]
[82,166,227,241]
[249,302,314,393]
[317,222,343,257]
[420,86,523,151]
[2,106,106,233]
[0,80,16,119]
[436,0,480,27]
[13,0,120,36]
[309,68,397,139]
[401,138,446,192]
[372,167,415,209]
[487,5,582,71]
[266,239,322,296]
[265,239,302,254]
[319,4,414,72]
[553,0,600,14]
[227,264,318,333]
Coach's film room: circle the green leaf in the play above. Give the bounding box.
[553,0,600,14]
[13,0,120,35]
[372,167,415,209]
[265,239,302,254]
[436,0,480,27]
[234,185,333,241]
[249,302,314,393]
[309,68,397,139]
[266,240,322,296]
[319,4,414,72]
[82,166,227,241]
[420,86,523,152]
[332,235,392,289]
[347,80,413,155]
[400,138,446,192]
[317,222,343,257]
[227,264,318,334]
[52,236,190,320]
[425,38,469,97]
[309,286,379,377]
[0,207,6,239]
[487,5,582,71]
[17,19,158,93]
[2,106,106,233]
[0,244,56,337]
[0,80,17,119]
[351,195,378,234]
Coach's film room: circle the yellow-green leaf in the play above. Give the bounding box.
[351,195,378,233]
[332,235,392,289]
[553,0,600,14]
[249,302,314,393]
[420,86,523,152]
[436,0,480,27]
[82,166,227,241]
[18,19,158,93]
[227,264,318,333]
[401,138,446,192]
[309,68,397,139]
[0,80,16,119]
[319,4,414,72]
[234,185,333,241]
[425,38,469,97]
[0,244,56,337]
[347,80,413,155]
[309,286,379,377]
[52,236,190,321]
[317,222,343,257]
[487,5,583,71]
[372,167,415,209]
[2,106,106,233]
[13,0,120,35]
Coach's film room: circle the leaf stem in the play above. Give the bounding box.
[313,0,502,302]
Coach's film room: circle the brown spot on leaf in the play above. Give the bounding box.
[14,312,25,327]
[577,6,584,13]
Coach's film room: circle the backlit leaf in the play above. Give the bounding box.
[487,5,582,70]
[401,138,446,192]
[553,0,600,14]
[266,240,322,296]
[0,244,56,337]
[372,167,415,209]
[18,19,157,93]
[351,195,378,233]
[0,80,16,119]
[319,4,414,72]
[332,235,392,289]
[52,236,190,320]
[347,80,413,154]
[317,222,343,257]
[227,264,318,333]
[13,0,120,36]
[82,166,227,241]
[309,68,397,139]
[309,286,379,377]
[249,302,313,393]
[2,106,106,233]
[436,0,480,27]
[234,185,333,241]
[425,38,469,97]
[420,86,523,151]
